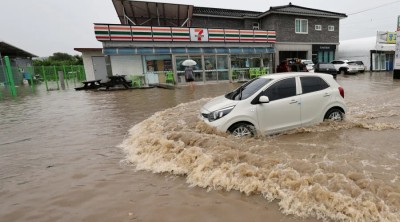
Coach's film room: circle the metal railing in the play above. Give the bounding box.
[0,61,85,98]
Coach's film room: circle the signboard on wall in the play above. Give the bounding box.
[394,16,400,78]
[398,15,400,31]
[387,32,397,44]
[395,31,400,69]
[190,28,209,42]
[377,31,397,44]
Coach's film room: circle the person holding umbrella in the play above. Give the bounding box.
[182,59,196,90]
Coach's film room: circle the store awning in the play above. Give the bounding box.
[112,0,193,27]
[103,47,275,55]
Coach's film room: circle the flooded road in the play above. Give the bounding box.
[1,72,400,222]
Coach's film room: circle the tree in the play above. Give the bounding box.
[33,52,83,66]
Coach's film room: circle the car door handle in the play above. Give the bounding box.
[289,100,298,104]
[324,93,331,97]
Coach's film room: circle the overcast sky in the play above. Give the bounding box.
[1,0,399,57]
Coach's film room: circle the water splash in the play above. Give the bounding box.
[120,99,400,222]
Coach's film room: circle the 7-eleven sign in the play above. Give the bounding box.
[190,28,209,42]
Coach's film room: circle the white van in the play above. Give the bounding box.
[200,73,347,136]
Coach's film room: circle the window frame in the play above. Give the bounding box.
[315,25,322,31]
[262,77,297,102]
[328,25,335,31]
[300,76,330,95]
[295,19,308,34]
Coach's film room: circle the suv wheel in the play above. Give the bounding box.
[324,108,344,121]
[339,68,347,74]
[228,123,255,137]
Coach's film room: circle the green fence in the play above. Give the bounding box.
[0,63,86,97]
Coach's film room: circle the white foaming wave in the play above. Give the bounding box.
[119,100,400,222]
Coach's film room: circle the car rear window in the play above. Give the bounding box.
[300,76,329,94]
[332,61,344,64]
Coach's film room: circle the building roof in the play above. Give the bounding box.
[74,48,103,53]
[266,3,347,18]
[0,40,37,58]
[112,0,193,26]
[193,6,261,18]
[112,1,347,24]
[193,2,347,19]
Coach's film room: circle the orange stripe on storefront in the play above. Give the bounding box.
[131,27,152,31]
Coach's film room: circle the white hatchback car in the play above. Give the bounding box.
[200,73,347,136]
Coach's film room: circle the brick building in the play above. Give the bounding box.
[86,0,346,84]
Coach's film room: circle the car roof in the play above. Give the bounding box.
[260,72,333,80]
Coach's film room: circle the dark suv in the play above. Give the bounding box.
[314,63,337,79]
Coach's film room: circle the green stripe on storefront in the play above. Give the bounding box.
[209,34,225,37]
[95,31,109,35]
[225,34,239,37]
[110,31,131,35]
[172,33,190,36]
[131,32,152,36]
[240,34,253,37]
[152,33,171,36]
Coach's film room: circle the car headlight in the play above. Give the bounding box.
[208,106,235,122]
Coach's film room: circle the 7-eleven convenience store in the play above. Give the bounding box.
[91,1,276,85]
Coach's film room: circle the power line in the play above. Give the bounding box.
[348,0,400,15]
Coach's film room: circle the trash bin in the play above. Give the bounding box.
[23,72,31,80]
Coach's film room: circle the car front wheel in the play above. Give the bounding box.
[228,123,255,137]
[324,108,344,121]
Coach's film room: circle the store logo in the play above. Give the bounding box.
[190,28,209,42]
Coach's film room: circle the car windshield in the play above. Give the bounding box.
[225,78,272,100]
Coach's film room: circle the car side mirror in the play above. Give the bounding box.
[259,95,270,103]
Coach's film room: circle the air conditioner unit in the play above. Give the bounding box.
[253,22,260,30]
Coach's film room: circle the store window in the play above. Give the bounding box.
[262,54,273,74]
[145,55,172,73]
[231,55,262,80]
[217,55,229,81]
[328,26,335,31]
[295,19,308,34]
[176,56,203,83]
[144,55,172,84]
[315,25,322,31]
[204,56,216,81]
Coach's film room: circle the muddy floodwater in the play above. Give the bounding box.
[1,72,400,222]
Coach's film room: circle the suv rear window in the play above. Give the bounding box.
[300,76,329,94]
[354,61,364,65]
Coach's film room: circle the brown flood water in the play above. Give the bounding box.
[1,72,400,222]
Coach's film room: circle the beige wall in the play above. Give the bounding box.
[81,51,104,81]
[110,55,143,76]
